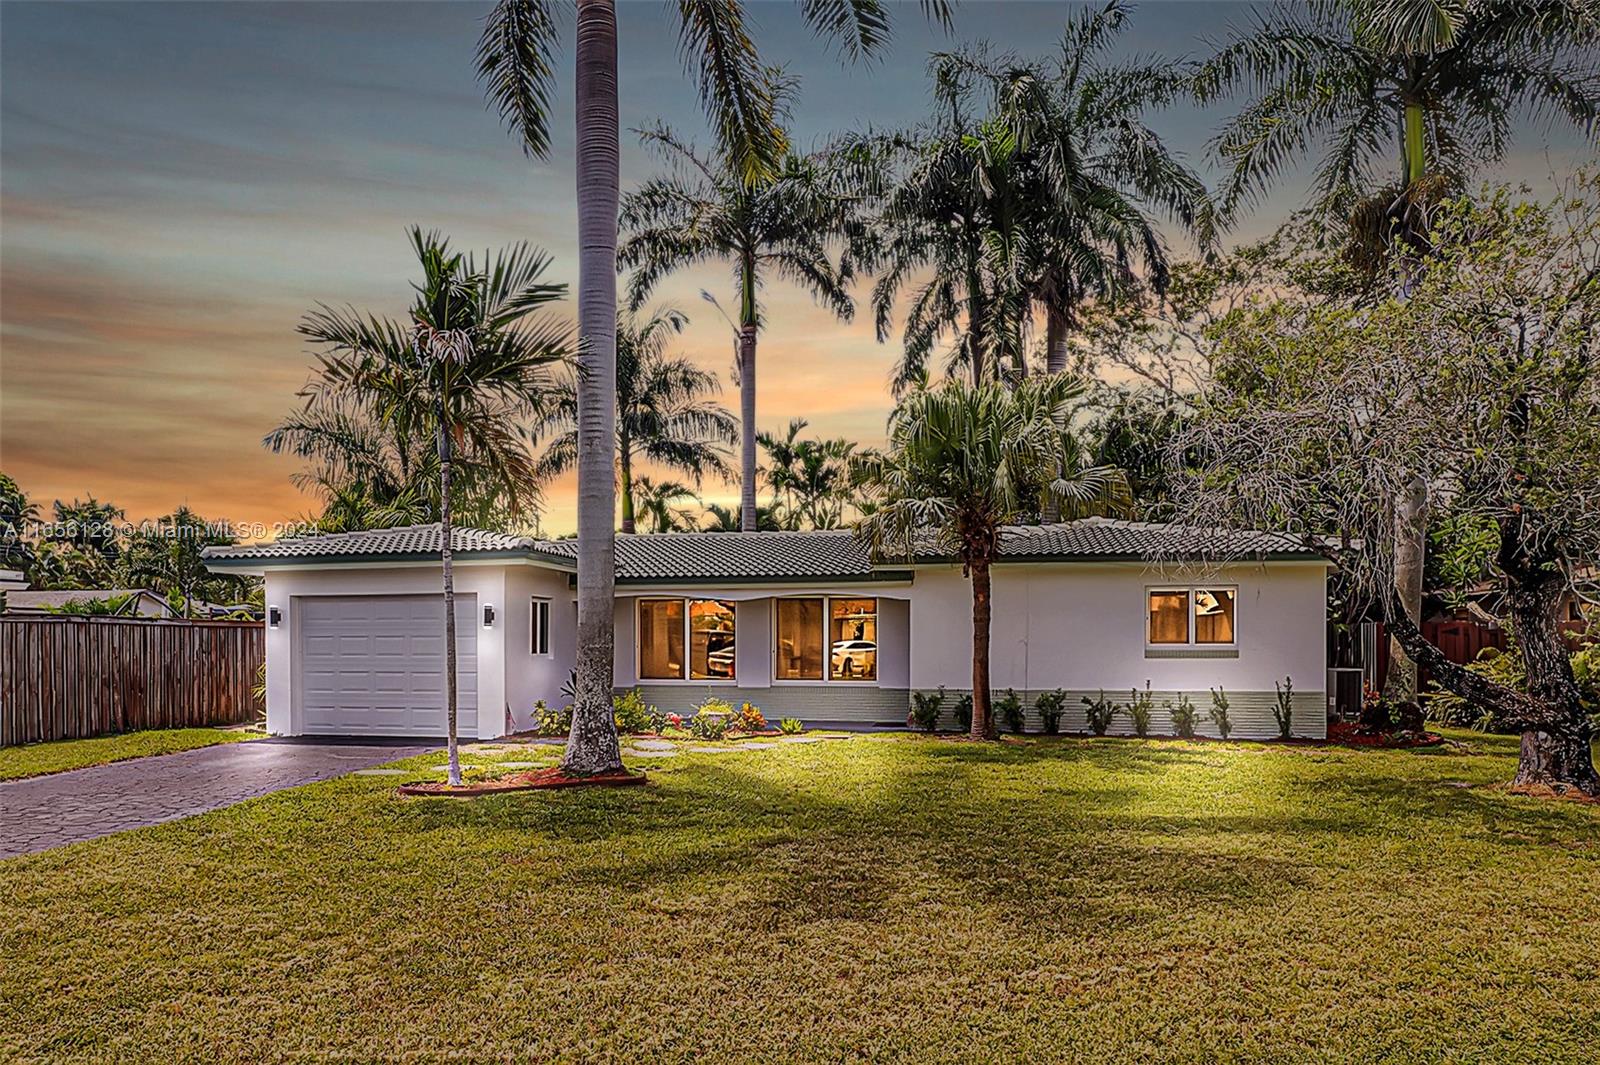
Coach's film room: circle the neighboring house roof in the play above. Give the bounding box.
[203,524,539,563]
[2,589,173,616]
[204,517,1324,583]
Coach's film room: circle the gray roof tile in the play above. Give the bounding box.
[205,518,1320,577]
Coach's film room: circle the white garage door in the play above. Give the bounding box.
[297,594,478,738]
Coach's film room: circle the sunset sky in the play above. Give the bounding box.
[1,1,1587,536]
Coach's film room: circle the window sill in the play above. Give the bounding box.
[1145,646,1239,659]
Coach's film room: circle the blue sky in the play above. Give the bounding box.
[0,1,1589,533]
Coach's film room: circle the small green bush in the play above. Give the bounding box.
[1082,690,1116,736]
[1123,682,1154,738]
[778,717,804,735]
[612,688,658,734]
[995,688,1025,733]
[1035,689,1067,735]
[1208,687,1233,739]
[1272,677,1294,739]
[910,687,945,732]
[954,693,974,733]
[1168,694,1198,739]
[689,709,729,740]
[535,700,572,737]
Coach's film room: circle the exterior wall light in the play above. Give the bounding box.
[268,606,281,628]
[483,604,495,628]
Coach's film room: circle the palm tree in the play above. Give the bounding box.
[869,6,1215,389]
[299,227,567,785]
[1194,0,1600,700]
[48,497,125,566]
[0,472,38,572]
[533,307,736,533]
[619,120,858,532]
[700,501,781,532]
[478,0,952,776]
[857,375,1131,739]
[758,418,860,529]
[632,477,699,533]
[957,2,1215,374]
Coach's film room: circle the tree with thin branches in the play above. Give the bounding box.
[297,227,567,785]
[1194,0,1600,702]
[533,307,735,533]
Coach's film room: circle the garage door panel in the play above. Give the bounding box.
[298,595,478,737]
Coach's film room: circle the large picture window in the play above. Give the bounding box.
[775,598,825,680]
[1147,587,1236,647]
[638,598,735,681]
[773,597,879,682]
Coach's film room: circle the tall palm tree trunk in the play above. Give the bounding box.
[438,415,463,787]
[970,557,994,739]
[1042,305,1070,522]
[619,443,636,534]
[563,0,624,776]
[738,251,759,532]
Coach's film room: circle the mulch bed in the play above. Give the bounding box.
[397,766,646,798]
[1325,721,1443,748]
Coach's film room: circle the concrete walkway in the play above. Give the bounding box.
[0,739,433,859]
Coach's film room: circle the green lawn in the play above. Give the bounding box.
[0,726,261,781]
[2,731,1597,1063]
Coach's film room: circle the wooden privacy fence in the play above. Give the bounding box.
[0,617,264,746]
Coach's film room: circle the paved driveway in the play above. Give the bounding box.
[0,740,434,859]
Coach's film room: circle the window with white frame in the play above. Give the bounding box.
[530,597,551,656]
[1146,587,1236,647]
[638,598,736,681]
[774,596,878,682]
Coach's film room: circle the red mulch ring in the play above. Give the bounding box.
[1326,721,1443,748]
[397,766,646,797]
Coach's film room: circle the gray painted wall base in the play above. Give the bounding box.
[907,688,1327,740]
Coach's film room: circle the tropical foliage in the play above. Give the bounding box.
[857,374,1131,737]
[532,307,734,533]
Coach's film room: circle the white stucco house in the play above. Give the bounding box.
[202,518,1331,741]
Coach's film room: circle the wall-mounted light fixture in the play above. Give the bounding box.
[268,606,281,628]
[483,604,495,628]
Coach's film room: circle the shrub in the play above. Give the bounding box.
[778,717,804,735]
[728,701,768,733]
[1035,689,1067,735]
[1167,694,1197,739]
[689,709,729,740]
[535,699,572,737]
[1208,687,1233,739]
[1081,690,1116,736]
[995,688,1025,733]
[1123,682,1154,738]
[1272,677,1295,739]
[613,688,657,734]
[954,693,974,733]
[910,687,945,732]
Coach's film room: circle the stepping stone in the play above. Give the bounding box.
[352,768,410,777]
[737,742,777,749]
[688,746,735,754]
[631,739,676,751]
[779,736,826,744]
[626,749,678,759]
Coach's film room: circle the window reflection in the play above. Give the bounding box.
[1195,589,1236,644]
[775,598,825,680]
[639,599,685,679]
[690,599,736,679]
[829,598,877,680]
[1148,591,1189,644]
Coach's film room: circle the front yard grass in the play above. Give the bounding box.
[2,730,1597,1062]
[0,726,260,782]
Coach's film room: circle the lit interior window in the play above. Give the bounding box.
[829,598,878,680]
[775,598,825,680]
[1148,590,1190,644]
[689,599,736,680]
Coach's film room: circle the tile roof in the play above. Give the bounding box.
[204,518,1322,581]
[202,523,535,561]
